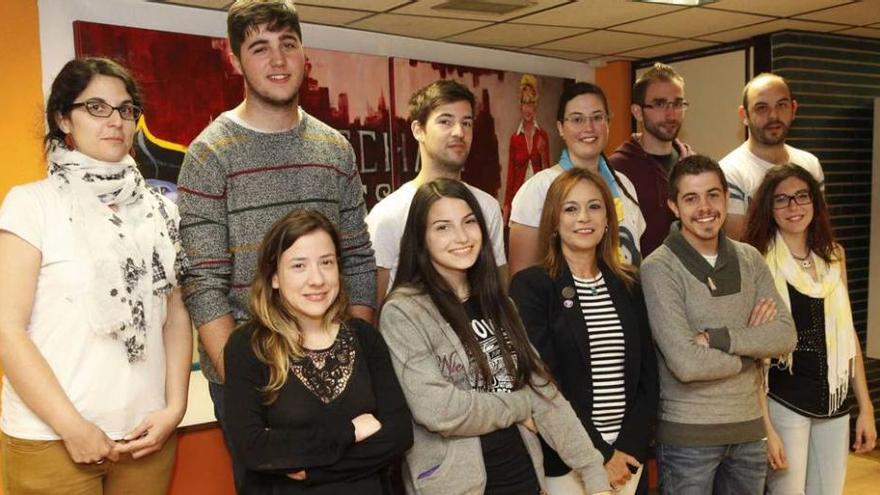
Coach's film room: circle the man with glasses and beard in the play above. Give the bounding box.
[611,63,694,257]
[720,73,824,240]
[176,0,376,486]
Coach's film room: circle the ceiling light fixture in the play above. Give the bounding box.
[632,0,719,6]
[433,0,538,15]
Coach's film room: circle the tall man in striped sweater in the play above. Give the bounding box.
[176,0,376,485]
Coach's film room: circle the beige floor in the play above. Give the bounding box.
[845,452,880,495]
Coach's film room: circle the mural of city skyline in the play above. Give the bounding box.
[72,21,568,208]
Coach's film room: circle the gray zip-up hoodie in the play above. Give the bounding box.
[379,287,611,495]
[641,223,797,447]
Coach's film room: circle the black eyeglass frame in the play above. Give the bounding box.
[640,100,690,111]
[772,191,813,210]
[67,99,143,121]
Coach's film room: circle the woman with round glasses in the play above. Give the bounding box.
[0,58,191,494]
[744,164,876,494]
[509,82,645,276]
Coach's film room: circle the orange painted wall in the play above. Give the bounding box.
[0,0,45,201]
[595,60,633,154]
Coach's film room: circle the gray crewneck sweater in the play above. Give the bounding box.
[641,223,796,446]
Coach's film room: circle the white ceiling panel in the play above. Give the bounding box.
[349,13,491,39]
[701,0,855,18]
[389,0,568,21]
[833,26,880,38]
[446,23,588,47]
[795,2,880,26]
[163,0,231,8]
[536,29,676,54]
[521,47,599,61]
[513,0,685,29]
[699,18,843,42]
[619,39,716,59]
[297,0,409,11]
[613,7,773,38]
[295,5,373,26]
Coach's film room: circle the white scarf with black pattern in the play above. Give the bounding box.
[47,144,185,362]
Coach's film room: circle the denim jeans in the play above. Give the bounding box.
[657,440,767,495]
[766,398,849,495]
[209,381,246,493]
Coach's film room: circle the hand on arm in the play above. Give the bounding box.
[0,232,117,464]
[118,289,192,459]
[604,449,640,489]
[641,261,745,382]
[223,331,355,473]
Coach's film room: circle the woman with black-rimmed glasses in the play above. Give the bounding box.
[0,58,191,494]
[744,164,876,494]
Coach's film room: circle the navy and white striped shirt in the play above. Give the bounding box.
[574,273,626,444]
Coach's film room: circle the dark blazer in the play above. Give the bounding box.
[510,261,659,476]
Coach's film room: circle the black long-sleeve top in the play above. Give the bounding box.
[510,261,659,476]
[224,318,413,494]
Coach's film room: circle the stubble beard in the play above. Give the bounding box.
[748,118,789,146]
[644,118,680,143]
[243,71,300,109]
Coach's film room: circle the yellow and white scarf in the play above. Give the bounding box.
[766,232,856,413]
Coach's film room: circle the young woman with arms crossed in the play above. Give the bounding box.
[0,58,191,494]
[511,168,658,495]
[744,164,876,494]
[380,178,613,495]
[223,210,412,494]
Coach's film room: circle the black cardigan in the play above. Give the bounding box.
[224,318,413,494]
[510,262,659,476]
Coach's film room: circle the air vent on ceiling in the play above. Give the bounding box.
[432,0,538,15]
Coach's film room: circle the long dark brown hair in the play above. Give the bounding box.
[538,168,636,287]
[393,178,553,391]
[249,210,349,404]
[743,163,837,262]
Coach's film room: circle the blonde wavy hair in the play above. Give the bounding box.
[248,210,349,404]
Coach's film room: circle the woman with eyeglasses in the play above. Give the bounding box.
[0,58,191,494]
[509,82,645,276]
[743,164,876,494]
[511,168,657,495]
[380,178,612,495]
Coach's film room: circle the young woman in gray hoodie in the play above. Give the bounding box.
[379,178,612,495]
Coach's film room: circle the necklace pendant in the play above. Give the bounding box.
[801,259,812,269]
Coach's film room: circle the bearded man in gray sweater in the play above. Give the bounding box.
[641,155,796,495]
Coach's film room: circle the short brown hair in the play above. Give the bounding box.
[408,80,475,125]
[227,0,302,57]
[667,154,728,201]
[633,62,683,106]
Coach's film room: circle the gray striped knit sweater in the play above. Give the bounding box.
[177,110,376,383]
